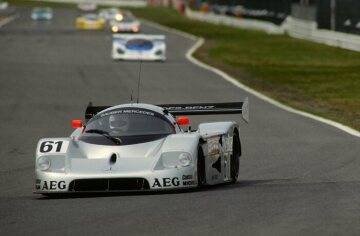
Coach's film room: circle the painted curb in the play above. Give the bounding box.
[0,14,18,28]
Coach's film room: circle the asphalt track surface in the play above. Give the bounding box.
[1,7,360,236]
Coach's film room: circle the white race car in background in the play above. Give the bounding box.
[109,14,140,33]
[0,1,8,10]
[31,7,53,21]
[112,34,166,61]
[99,7,122,21]
[77,2,97,11]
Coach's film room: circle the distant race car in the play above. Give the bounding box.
[112,34,166,61]
[98,7,122,21]
[109,15,140,33]
[31,7,53,20]
[77,2,97,12]
[0,1,9,10]
[34,99,249,195]
[76,14,105,30]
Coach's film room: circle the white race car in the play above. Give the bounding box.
[112,34,166,61]
[31,7,53,21]
[98,7,122,21]
[34,100,249,195]
[109,15,140,33]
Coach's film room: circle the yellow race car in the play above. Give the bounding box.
[76,14,105,30]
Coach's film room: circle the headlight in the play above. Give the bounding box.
[178,153,192,167]
[37,156,50,171]
[115,14,123,21]
[111,25,118,32]
[132,26,139,32]
[117,48,125,54]
[161,152,192,168]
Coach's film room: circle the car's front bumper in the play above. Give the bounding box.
[34,166,197,194]
[76,22,105,30]
[112,50,165,61]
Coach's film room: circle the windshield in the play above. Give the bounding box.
[33,8,52,14]
[121,16,135,23]
[83,14,98,21]
[126,39,153,50]
[80,108,175,145]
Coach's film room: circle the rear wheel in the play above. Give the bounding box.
[197,145,206,188]
[230,131,241,183]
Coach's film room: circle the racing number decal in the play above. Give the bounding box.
[39,141,69,154]
[40,141,62,153]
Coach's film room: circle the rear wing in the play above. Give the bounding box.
[158,97,249,123]
[85,98,249,123]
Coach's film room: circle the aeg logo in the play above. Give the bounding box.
[152,177,180,187]
[41,181,66,190]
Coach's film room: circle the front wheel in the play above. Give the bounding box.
[230,132,241,183]
[197,145,206,188]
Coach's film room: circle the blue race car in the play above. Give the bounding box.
[31,7,53,21]
[112,34,166,61]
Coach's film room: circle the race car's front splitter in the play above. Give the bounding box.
[34,167,197,194]
[112,52,165,61]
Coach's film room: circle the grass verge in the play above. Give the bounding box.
[129,7,360,131]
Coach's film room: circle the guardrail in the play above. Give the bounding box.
[186,8,285,35]
[33,0,147,7]
[185,8,360,52]
[284,17,360,52]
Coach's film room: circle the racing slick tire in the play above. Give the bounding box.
[197,145,206,188]
[230,130,241,183]
[41,193,61,198]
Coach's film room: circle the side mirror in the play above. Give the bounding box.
[72,120,83,129]
[177,116,190,126]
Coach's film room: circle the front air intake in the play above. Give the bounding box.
[69,178,150,191]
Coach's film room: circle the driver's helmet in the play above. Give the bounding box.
[109,114,130,132]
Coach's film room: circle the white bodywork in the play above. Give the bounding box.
[0,1,9,10]
[31,7,53,21]
[109,19,141,33]
[112,34,166,61]
[34,103,244,194]
[99,8,121,21]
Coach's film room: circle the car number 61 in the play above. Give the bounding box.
[39,141,69,153]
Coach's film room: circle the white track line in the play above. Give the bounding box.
[143,20,360,138]
[0,14,18,28]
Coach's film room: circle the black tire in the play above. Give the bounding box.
[230,131,241,183]
[197,145,206,188]
[41,193,59,198]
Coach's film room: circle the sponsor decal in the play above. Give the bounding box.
[224,135,233,152]
[182,175,196,186]
[38,140,69,154]
[163,105,216,111]
[100,109,155,118]
[41,181,66,190]
[208,136,223,167]
[152,176,197,188]
[152,177,180,188]
[208,136,221,156]
[182,175,192,180]
[183,180,196,186]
